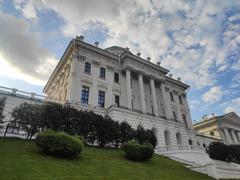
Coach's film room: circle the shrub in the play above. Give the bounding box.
[36,130,83,158]
[123,141,154,161]
[208,142,228,161]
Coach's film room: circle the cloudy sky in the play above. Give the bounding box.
[0,0,240,122]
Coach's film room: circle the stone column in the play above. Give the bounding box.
[224,128,232,145]
[90,60,100,107]
[230,129,238,144]
[160,81,171,119]
[150,78,159,117]
[176,94,183,123]
[183,94,193,129]
[218,128,227,144]
[236,131,240,144]
[126,69,132,110]
[138,74,146,114]
[106,65,114,108]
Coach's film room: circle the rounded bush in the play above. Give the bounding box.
[36,130,83,158]
[123,141,154,161]
[208,142,229,161]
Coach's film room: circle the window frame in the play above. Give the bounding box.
[84,62,91,74]
[98,90,105,108]
[115,95,120,106]
[114,72,119,83]
[81,86,89,104]
[99,67,106,79]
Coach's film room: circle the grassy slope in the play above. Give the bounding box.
[0,138,212,180]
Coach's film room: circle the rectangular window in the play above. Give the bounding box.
[114,72,119,83]
[115,95,120,106]
[173,111,177,121]
[170,92,174,102]
[182,114,187,127]
[81,86,89,104]
[98,90,105,108]
[178,95,183,105]
[84,62,91,74]
[100,67,106,79]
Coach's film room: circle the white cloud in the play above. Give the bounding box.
[202,86,224,103]
[0,12,57,85]
[10,0,240,89]
[224,98,240,115]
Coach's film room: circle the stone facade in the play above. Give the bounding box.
[43,36,217,148]
[194,112,240,145]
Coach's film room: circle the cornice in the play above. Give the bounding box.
[120,52,169,75]
[75,39,119,60]
[43,40,74,93]
[165,76,190,90]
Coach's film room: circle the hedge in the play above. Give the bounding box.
[208,142,240,163]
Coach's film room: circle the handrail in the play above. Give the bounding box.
[155,145,205,153]
[0,85,63,103]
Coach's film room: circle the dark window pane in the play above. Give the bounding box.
[98,90,105,108]
[115,95,119,106]
[114,73,119,83]
[81,86,89,104]
[84,62,91,74]
[100,67,105,78]
[170,92,174,102]
[178,95,183,104]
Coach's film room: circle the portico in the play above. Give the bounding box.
[125,68,164,117]
[194,112,240,145]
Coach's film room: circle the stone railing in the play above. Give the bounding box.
[0,85,62,103]
[155,145,205,154]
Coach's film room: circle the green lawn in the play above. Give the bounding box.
[0,138,212,180]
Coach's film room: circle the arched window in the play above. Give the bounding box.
[164,130,171,146]
[176,132,182,145]
[188,139,193,145]
[203,143,206,148]
[197,141,200,146]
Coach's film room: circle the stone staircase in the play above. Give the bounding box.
[155,145,240,179]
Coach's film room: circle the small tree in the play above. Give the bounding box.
[11,102,42,139]
[0,97,7,123]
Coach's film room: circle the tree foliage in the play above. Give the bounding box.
[11,102,157,147]
[0,96,7,122]
[208,142,240,163]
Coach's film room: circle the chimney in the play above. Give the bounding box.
[137,52,141,56]
[125,47,130,51]
[177,77,181,81]
[157,61,161,65]
[169,74,172,77]
[94,41,99,47]
[147,57,151,61]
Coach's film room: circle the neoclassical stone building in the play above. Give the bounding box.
[43,36,215,147]
[194,112,240,145]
